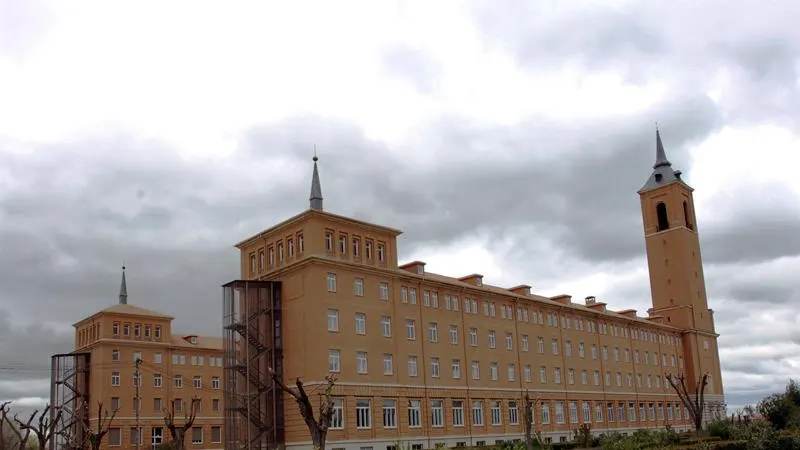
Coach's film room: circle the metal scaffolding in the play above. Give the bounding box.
[49,352,91,450]
[223,280,284,450]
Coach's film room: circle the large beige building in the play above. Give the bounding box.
[225,131,724,449]
[58,270,225,450]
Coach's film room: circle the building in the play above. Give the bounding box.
[53,268,225,450]
[223,132,724,450]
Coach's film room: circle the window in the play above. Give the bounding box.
[408,400,421,428]
[569,401,578,424]
[111,372,120,386]
[490,363,498,380]
[356,352,368,374]
[153,398,162,411]
[472,361,480,380]
[382,400,397,428]
[193,376,201,389]
[565,340,572,356]
[509,401,519,425]
[356,399,371,428]
[452,401,465,426]
[431,292,439,308]
[383,354,393,375]
[191,427,202,444]
[431,400,444,427]
[507,364,516,381]
[568,369,575,385]
[327,309,339,332]
[451,359,461,378]
[174,375,182,388]
[154,326,161,339]
[593,371,600,386]
[595,403,604,422]
[123,324,130,336]
[430,358,440,377]
[365,240,373,259]
[380,316,391,337]
[326,273,337,292]
[555,401,565,424]
[449,325,459,345]
[579,342,585,358]
[353,278,364,296]
[212,399,220,412]
[581,370,588,385]
[554,367,561,384]
[521,335,529,351]
[352,238,360,257]
[211,377,220,389]
[505,333,513,350]
[154,352,162,364]
[112,349,120,361]
[338,234,347,254]
[153,373,162,388]
[537,337,545,353]
[112,322,119,335]
[278,242,285,262]
[268,247,275,265]
[408,356,418,376]
[428,323,438,342]
[108,428,121,447]
[488,331,496,348]
[377,243,385,261]
[656,202,669,231]
[379,282,389,300]
[328,350,341,372]
[330,399,344,429]
[288,238,295,257]
[355,313,366,335]
[134,324,141,337]
[111,397,121,411]
[471,401,484,426]
[524,365,532,382]
[608,403,616,422]
[410,288,417,304]
[591,344,598,359]
[469,328,478,346]
[602,346,608,360]
[583,401,591,423]
[423,291,431,307]
[539,366,547,383]
[406,320,416,339]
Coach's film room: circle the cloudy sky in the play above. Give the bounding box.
[1,0,799,414]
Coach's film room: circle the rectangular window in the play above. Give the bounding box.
[555,401,565,424]
[327,273,337,292]
[569,401,578,424]
[428,323,438,342]
[355,313,366,335]
[356,351,368,373]
[327,309,339,332]
[541,403,550,424]
[328,350,340,372]
[353,278,364,296]
[356,399,371,429]
[508,401,519,425]
[408,400,421,428]
[111,372,120,386]
[488,331,496,348]
[471,401,484,426]
[381,316,391,337]
[521,335,529,351]
[331,398,344,429]
[469,328,478,346]
[449,325,459,345]
[383,354,393,375]
[431,400,444,427]
[490,400,502,426]
[406,320,416,339]
[430,357,440,377]
[408,356,418,377]
[211,377,220,389]
[505,333,513,350]
[451,359,461,378]
[382,400,397,428]
[379,282,389,300]
[452,401,465,427]
[472,361,480,380]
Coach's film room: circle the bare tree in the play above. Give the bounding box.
[162,398,200,450]
[523,393,547,450]
[665,372,709,436]
[268,367,336,450]
[63,401,117,450]
[0,402,32,450]
[13,405,63,450]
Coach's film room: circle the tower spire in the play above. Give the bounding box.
[119,264,128,304]
[654,124,672,169]
[309,147,323,211]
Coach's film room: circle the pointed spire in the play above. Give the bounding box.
[654,124,672,169]
[309,147,323,211]
[118,264,128,305]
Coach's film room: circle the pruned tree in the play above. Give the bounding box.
[13,404,63,450]
[64,401,117,450]
[665,372,708,435]
[268,367,336,450]
[0,402,32,450]
[523,392,546,450]
[162,397,200,450]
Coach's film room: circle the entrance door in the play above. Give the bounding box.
[151,427,163,450]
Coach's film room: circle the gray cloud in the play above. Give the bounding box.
[468,0,800,129]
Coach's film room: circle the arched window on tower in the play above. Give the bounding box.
[656,202,669,231]
[683,201,693,230]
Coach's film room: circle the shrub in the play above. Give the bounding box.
[706,420,733,440]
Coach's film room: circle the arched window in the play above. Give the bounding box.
[656,203,669,231]
[683,201,693,230]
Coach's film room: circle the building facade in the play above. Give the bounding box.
[62,269,225,450]
[227,133,724,450]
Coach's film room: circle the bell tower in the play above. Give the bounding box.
[639,128,724,403]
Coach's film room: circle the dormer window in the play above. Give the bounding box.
[654,173,663,182]
[185,335,198,345]
[417,265,424,275]
[476,278,482,287]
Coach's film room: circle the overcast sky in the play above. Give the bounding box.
[1,0,799,415]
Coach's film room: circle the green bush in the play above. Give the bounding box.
[706,420,733,440]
